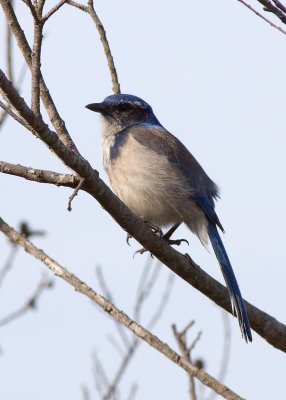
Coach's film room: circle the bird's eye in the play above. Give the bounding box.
[118,103,133,112]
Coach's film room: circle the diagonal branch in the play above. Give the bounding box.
[0,217,244,400]
[0,276,53,328]
[1,70,286,353]
[42,0,68,21]
[238,0,286,35]
[256,0,286,23]
[67,0,120,94]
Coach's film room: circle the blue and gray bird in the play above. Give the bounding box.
[86,94,252,342]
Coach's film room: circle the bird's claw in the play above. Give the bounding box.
[133,247,154,258]
[133,237,188,257]
[166,238,189,246]
[126,233,133,246]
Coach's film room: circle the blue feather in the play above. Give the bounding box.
[207,223,252,342]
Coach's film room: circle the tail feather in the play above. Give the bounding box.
[207,223,252,342]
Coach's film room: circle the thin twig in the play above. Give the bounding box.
[101,263,173,400]
[0,277,53,327]
[68,0,120,93]
[42,0,68,21]
[92,351,111,397]
[31,20,43,116]
[6,5,13,82]
[173,322,200,400]
[67,177,85,211]
[147,273,175,330]
[126,383,138,400]
[67,0,88,12]
[21,0,39,21]
[238,0,286,35]
[0,8,13,128]
[0,218,244,400]
[95,266,131,351]
[0,99,33,131]
[134,259,161,322]
[207,311,232,400]
[87,0,120,94]
[1,0,80,153]
[102,340,137,400]
[0,244,18,287]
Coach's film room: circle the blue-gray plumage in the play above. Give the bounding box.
[86,94,252,342]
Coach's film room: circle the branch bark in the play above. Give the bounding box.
[0,217,245,400]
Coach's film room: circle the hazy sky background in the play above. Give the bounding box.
[1,0,286,399]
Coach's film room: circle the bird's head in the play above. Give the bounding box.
[86,94,160,133]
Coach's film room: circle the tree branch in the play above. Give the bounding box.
[238,0,286,35]
[0,0,80,154]
[0,276,53,328]
[256,0,286,24]
[67,0,120,94]
[0,217,245,400]
[0,161,79,187]
[1,70,286,353]
[87,0,120,94]
[42,0,68,22]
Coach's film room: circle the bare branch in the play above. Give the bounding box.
[6,5,13,82]
[0,276,53,328]
[256,0,286,23]
[87,0,120,94]
[0,99,33,130]
[67,177,86,211]
[126,383,138,400]
[95,266,131,351]
[67,0,88,12]
[1,70,286,353]
[238,0,286,35]
[207,312,232,400]
[68,0,120,94]
[147,273,175,330]
[0,0,80,154]
[92,351,111,396]
[0,244,18,287]
[0,217,245,400]
[173,322,201,400]
[31,21,43,116]
[0,161,79,187]
[42,0,68,21]
[21,0,39,21]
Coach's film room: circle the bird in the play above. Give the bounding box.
[86,93,252,342]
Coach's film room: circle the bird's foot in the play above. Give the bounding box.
[164,237,189,247]
[133,235,188,257]
[133,247,151,257]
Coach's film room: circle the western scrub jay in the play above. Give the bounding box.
[86,94,252,342]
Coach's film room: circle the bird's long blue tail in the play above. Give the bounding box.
[207,223,252,342]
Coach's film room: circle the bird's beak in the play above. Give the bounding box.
[85,102,108,115]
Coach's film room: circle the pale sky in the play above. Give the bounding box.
[1,1,286,399]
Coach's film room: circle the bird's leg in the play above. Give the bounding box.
[162,222,189,246]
